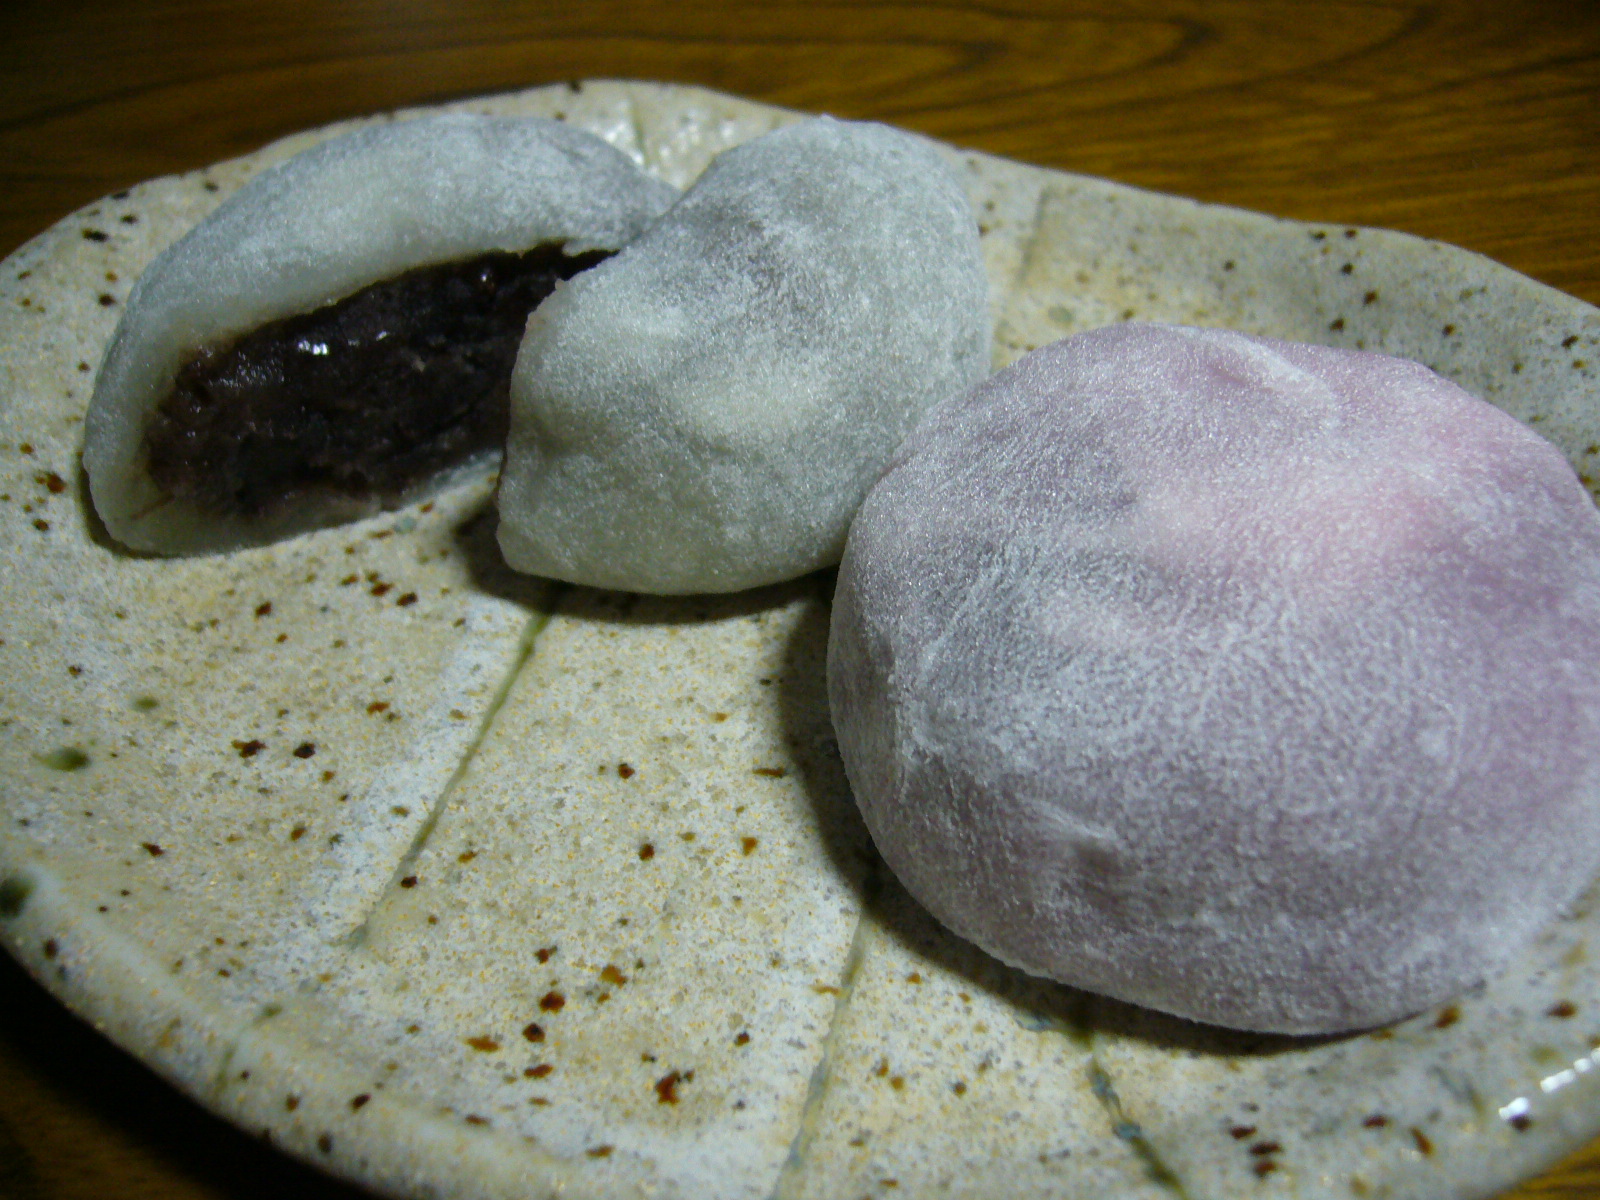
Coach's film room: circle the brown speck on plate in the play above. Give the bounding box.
[655,1069,692,1104]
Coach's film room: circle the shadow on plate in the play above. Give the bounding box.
[0,949,375,1200]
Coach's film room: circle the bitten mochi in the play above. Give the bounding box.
[828,322,1600,1035]
[497,116,990,594]
[84,113,676,554]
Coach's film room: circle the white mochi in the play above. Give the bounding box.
[828,322,1600,1035]
[85,113,677,554]
[497,116,990,594]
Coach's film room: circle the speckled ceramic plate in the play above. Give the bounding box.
[2,81,1600,1200]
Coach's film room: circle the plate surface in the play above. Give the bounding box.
[2,80,1600,1200]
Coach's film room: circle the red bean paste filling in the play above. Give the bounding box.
[143,244,609,517]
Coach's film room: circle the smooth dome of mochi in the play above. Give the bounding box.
[497,115,991,594]
[828,322,1600,1035]
[84,112,677,554]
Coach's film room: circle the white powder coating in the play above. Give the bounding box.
[497,116,991,594]
[828,322,1600,1035]
[84,113,678,553]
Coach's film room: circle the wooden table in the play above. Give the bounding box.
[1,1,1597,1196]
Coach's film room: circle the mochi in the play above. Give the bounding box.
[85,113,677,554]
[828,322,1600,1035]
[497,116,990,594]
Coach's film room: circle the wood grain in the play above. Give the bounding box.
[1,1,1599,1197]
[4,0,1599,304]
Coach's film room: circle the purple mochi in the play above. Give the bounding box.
[827,322,1600,1034]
